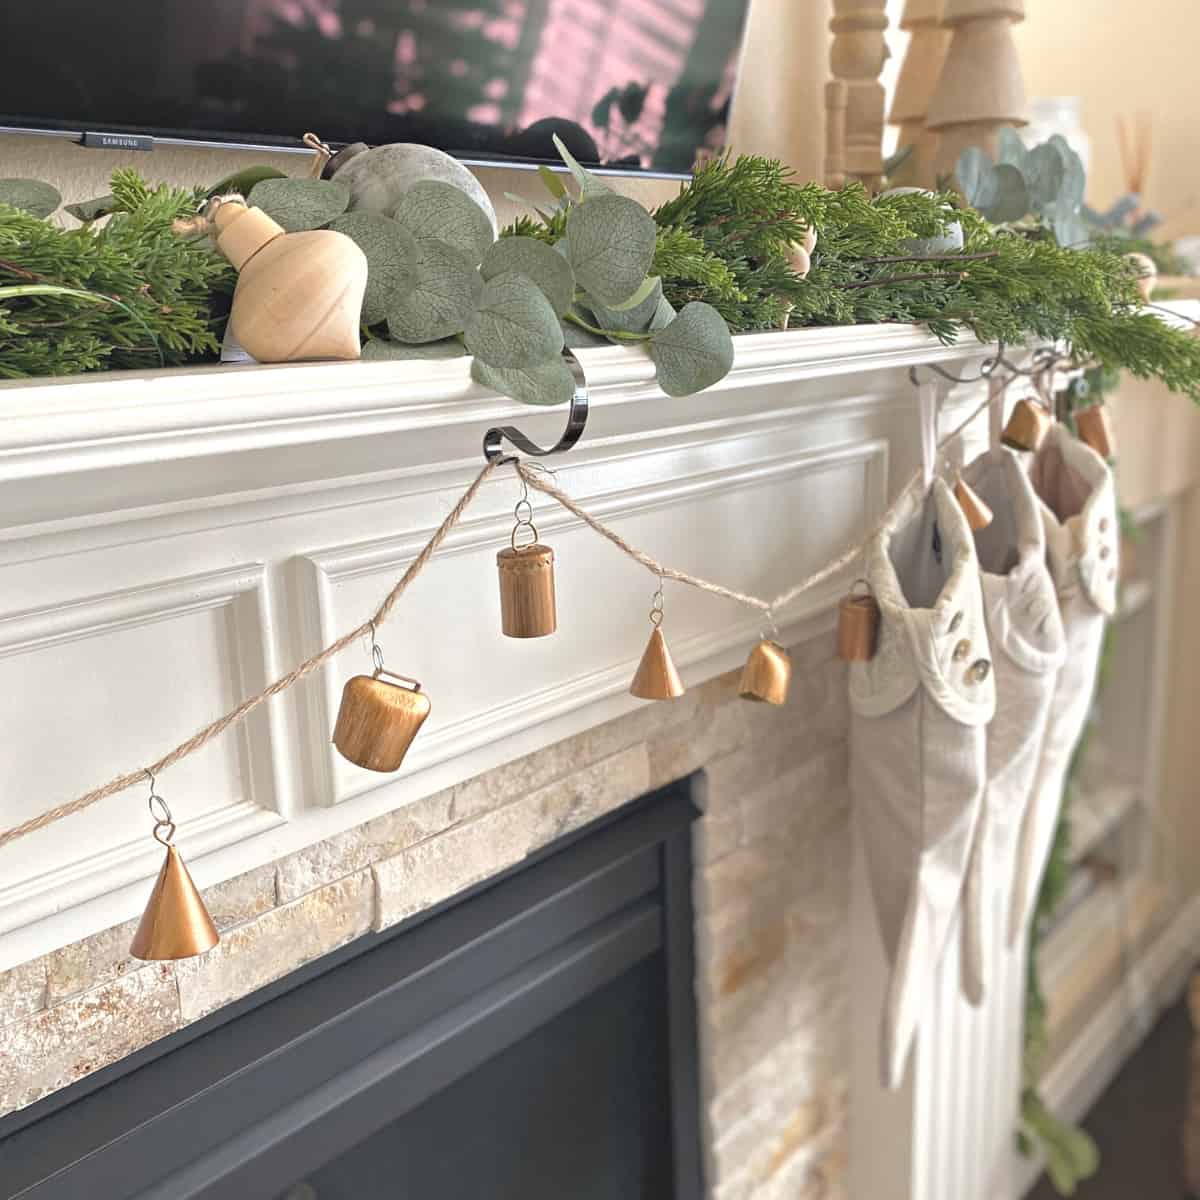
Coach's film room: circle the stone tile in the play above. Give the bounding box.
[0,958,47,1028]
[712,917,788,999]
[376,745,650,930]
[202,863,278,929]
[276,790,453,903]
[738,743,849,849]
[44,918,141,1005]
[176,870,374,1022]
[647,690,749,791]
[0,963,179,1117]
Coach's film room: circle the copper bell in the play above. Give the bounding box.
[738,639,792,705]
[1074,404,1115,460]
[954,474,994,532]
[333,669,431,772]
[131,784,219,962]
[497,543,557,638]
[631,628,686,700]
[837,581,880,662]
[1001,398,1052,453]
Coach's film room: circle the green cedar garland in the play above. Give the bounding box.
[0,170,232,379]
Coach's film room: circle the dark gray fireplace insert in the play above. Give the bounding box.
[0,778,704,1200]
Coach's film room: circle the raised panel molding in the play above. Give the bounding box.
[0,564,286,937]
[300,429,888,806]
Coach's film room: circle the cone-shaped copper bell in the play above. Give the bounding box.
[738,639,792,705]
[954,474,994,532]
[333,669,431,772]
[130,845,219,961]
[1001,398,1052,453]
[1074,404,1115,460]
[631,627,686,700]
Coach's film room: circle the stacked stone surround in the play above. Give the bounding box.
[0,631,850,1200]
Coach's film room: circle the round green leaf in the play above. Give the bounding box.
[464,272,564,369]
[471,355,577,406]
[0,179,61,218]
[564,193,656,306]
[996,126,1029,170]
[955,148,992,207]
[561,318,609,349]
[328,212,418,326]
[1022,144,1065,213]
[481,236,575,316]
[388,179,496,265]
[248,177,350,232]
[385,240,483,343]
[648,302,734,398]
[362,337,467,361]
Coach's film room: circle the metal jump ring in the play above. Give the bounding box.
[649,583,665,627]
[511,521,540,552]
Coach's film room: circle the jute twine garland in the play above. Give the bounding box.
[0,362,1038,852]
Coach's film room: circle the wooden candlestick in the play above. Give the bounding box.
[827,0,890,190]
[889,0,952,186]
[926,0,1027,181]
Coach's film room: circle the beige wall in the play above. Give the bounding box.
[0,0,830,223]
[1015,0,1200,240]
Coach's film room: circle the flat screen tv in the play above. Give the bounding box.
[0,1,752,177]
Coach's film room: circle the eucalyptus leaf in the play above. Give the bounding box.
[0,179,61,218]
[552,133,612,199]
[386,239,483,342]
[584,277,664,336]
[1048,135,1086,212]
[64,194,117,223]
[1053,212,1089,249]
[564,193,657,306]
[207,165,287,199]
[388,179,495,265]
[362,338,467,361]
[996,126,1029,170]
[605,274,660,313]
[956,148,992,207]
[464,271,564,369]
[1023,143,1065,212]
[977,163,1030,223]
[649,296,677,332]
[648,301,734,397]
[471,355,577,406]
[481,236,575,316]
[328,212,419,326]
[537,164,568,202]
[248,177,350,232]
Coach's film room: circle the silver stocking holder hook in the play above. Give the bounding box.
[483,352,589,465]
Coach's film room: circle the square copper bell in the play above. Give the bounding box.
[738,639,792,705]
[332,669,431,772]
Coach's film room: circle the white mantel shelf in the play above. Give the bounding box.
[0,322,1008,973]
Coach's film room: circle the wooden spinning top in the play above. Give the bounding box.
[208,197,368,364]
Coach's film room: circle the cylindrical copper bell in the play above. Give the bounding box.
[332,669,431,772]
[1001,398,1052,453]
[1074,403,1115,461]
[496,543,557,638]
[738,639,792,705]
[837,583,880,662]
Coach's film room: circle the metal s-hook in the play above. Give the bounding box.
[483,352,590,466]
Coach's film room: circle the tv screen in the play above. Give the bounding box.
[0,1,752,177]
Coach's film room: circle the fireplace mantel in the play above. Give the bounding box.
[0,322,1002,970]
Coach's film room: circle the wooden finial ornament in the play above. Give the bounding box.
[888,0,952,186]
[926,0,1027,180]
[1001,397,1052,452]
[205,196,368,364]
[631,585,685,701]
[130,781,219,962]
[955,473,995,530]
[827,0,890,190]
[837,581,881,662]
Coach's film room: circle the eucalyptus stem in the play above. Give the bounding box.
[563,311,651,343]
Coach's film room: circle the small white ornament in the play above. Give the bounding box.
[878,186,964,256]
[788,244,812,279]
[1125,251,1158,302]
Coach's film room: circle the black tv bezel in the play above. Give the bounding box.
[0,119,703,180]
